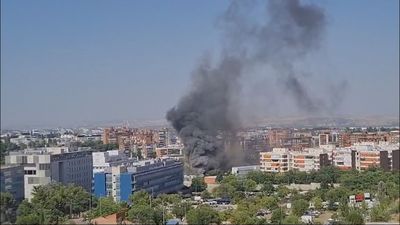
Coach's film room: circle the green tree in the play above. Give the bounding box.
[127,204,154,224]
[201,190,212,199]
[344,209,364,225]
[292,199,309,217]
[276,185,290,198]
[129,190,151,205]
[256,196,279,210]
[186,205,220,225]
[283,214,300,224]
[16,183,91,224]
[214,183,235,199]
[191,177,206,192]
[270,208,286,224]
[86,197,122,220]
[312,196,323,210]
[172,202,191,220]
[0,192,17,223]
[370,204,390,222]
[261,183,275,195]
[244,179,257,192]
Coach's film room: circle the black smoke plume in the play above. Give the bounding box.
[167,0,332,174]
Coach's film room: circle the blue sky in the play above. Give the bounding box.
[1,0,399,129]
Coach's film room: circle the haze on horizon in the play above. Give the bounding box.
[1,0,399,129]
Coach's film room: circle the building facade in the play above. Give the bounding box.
[0,165,25,201]
[231,165,260,177]
[92,150,136,174]
[93,158,184,202]
[260,148,290,173]
[5,147,93,200]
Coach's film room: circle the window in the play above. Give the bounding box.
[24,170,36,175]
[39,164,50,170]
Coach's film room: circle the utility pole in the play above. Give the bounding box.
[162,200,165,225]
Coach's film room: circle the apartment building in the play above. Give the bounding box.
[155,145,183,158]
[260,148,290,173]
[5,147,92,200]
[290,150,330,172]
[93,158,183,202]
[332,148,354,170]
[331,142,399,171]
[0,165,25,201]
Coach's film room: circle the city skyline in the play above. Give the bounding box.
[1,0,399,129]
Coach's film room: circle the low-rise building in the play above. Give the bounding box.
[231,165,260,177]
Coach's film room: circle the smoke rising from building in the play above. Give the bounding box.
[167,0,340,174]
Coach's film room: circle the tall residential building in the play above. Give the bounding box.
[158,128,170,148]
[5,147,92,200]
[290,150,329,172]
[260,148,290,173]
[332,148,354,170]
[93,158,184,202]
[331,142,399,171]
[0,165,25,201]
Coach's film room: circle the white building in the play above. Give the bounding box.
[5,147,92,201]
[92,150,136,174]
[231,165,260,177]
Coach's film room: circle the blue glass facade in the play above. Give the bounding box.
[120,173,133,202]
[93,160,183,202]
[93,172,106,197]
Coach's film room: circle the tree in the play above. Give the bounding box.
[186,205,220,225]
[244,179,257,192]
[16,183,91,224]
[276,185,290,198]
[86,197,122,220]
[370,204,390,222]
[214,183,235,199]
[312,196,323,210]
[201,190,212,199]
[292,199,309,217]
[256,196,279,210]
[283,214,300,224]
[127,204,154,224]
[172,202,191,220]
[261,183,275,195]
[344,209,364,225]
[191,177,206,192]
[220,175,243,191]
[1,192,17,223]
[270,208,286,224]
[129,190,151,205]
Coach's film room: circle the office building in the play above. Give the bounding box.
[0,165,25,201]
[92,150,136,174]
[93,158,183,202]
[5,147,92,200]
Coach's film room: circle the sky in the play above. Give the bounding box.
[1,0,399,129]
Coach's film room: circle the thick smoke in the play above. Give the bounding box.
[167,0,332,174]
